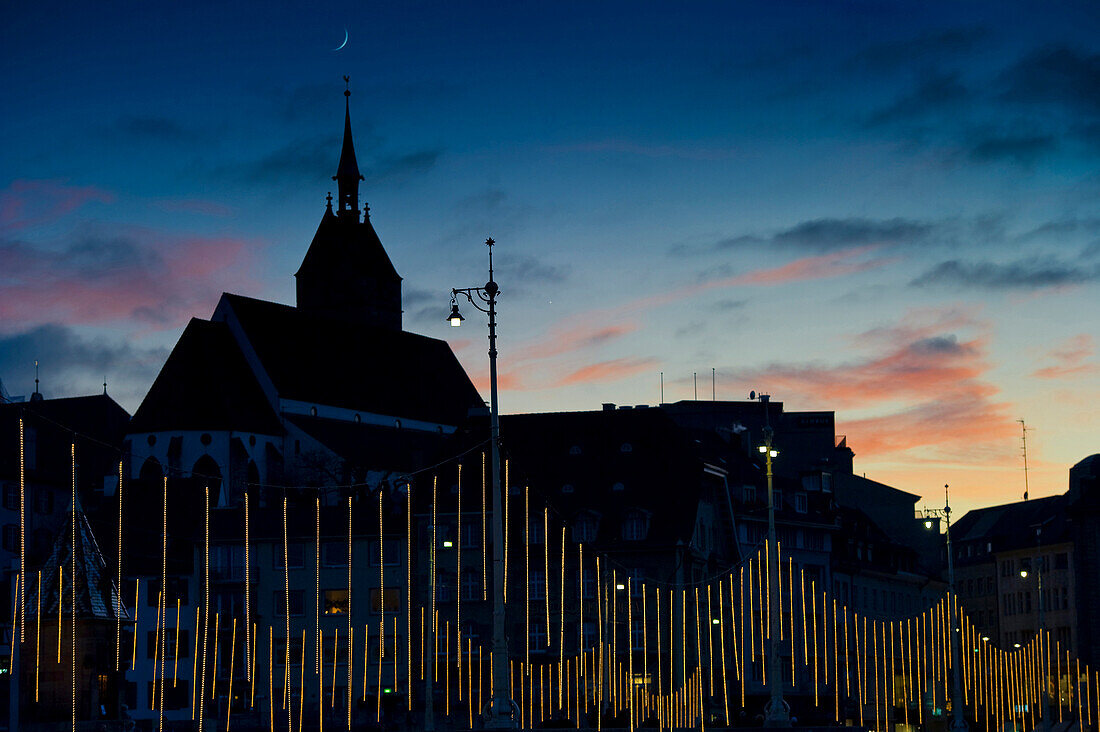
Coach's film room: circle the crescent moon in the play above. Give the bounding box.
[333,28,348,51]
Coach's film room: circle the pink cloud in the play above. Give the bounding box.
[556,357,659,386]
[0,227,263,332]
[0,179,114,231]
[1031,334,1097,380]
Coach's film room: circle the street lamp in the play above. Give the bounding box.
[755,392,789,726]
[447,237,512,728]
[922,485,968,732]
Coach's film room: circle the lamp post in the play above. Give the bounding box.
[923,485,967,731]
[448,237,513,728]
[756,393,789,726]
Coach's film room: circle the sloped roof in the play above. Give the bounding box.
[953,494,1069,550]
[286,413,451,474]
[219,293,482,426]
[1,393,130,442]
[129,318,282,434]
[28,497,129,620]
[294,208,400,285]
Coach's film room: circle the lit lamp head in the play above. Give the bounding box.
[769,449,778,458]
[758,446,767,453]
[615,583,625,591]
[447,300,464,327]
[1019,569,1028,578]
[712,618,720,626]
[924,519,934,529]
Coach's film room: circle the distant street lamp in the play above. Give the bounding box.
[447,237,513,728]
[922,485,968,731]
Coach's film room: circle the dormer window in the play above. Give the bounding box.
[620,443,633,453]
[569,445,582,456]
[612,482,625,492]
[562,484,575,494]
[622,510,648,541]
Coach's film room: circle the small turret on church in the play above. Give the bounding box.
[295,81,403,329]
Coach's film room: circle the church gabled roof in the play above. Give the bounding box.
[129,318,282,434]
[216,293,483,427]
[294,206,401,286]
[28,496,129,621]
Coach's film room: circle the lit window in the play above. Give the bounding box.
[324,589,349,614]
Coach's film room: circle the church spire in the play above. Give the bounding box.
[334,76,364,219]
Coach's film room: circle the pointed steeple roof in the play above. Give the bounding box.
[334,76,365,218]
[28,495,129,620]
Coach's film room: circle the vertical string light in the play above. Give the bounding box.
[244,490,250,683]
[738,568,745,707]
[718,579,728,726]
[481,453,487,601]
[58,566,63,663]
[316,496,321,674]
[656,578,664,724]
[544,508,551,646]
[267,626,274,732]
[251,623,257,709]
[748,558,755,667]
[789,559,796,685]
[504,460,510,603]
[407,479,413,709]
[457,464,463,682]
[872,619,879,731]
[706,584,714,695]
[212,613,220,701]
[115,459,122,670]
[628,578,635,732]
[199,488,208,723]
[379,489,385,657]
[35,569,41,701]
[560,525,566,667]
[19,418,25,644]
[811,580,819,708]
[70,441,76,732]
[854,613,863,729]
[282,496,291,727]
[348,495,354,726]
[801,569,808,667]
[833,599,839,722]
[159,475,168,729]
[226,617,236,732]
[174,598,181,686]
[152,591,162,710]
[525,484,530,671]
[431,476,437,637]
[132,578,139,670]
[298,629,306,732]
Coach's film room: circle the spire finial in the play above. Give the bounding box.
[34,359,39,394]
[363,202,370,221]
[333,77,364,217]
[103,376,107,395]
[326,192,333,211]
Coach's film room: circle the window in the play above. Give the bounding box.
[743,485,756,503]
[530,569,546,601]
[2,524,17,552]
[274,543,306,569]
[1055,553,1068,570]
[35,488,53,515]
[529,622,547,651]
[795,493,808,514]
[561,484,575,494]
[2,484,17,510]
[583,621,598,649]
[569,446,582,456]
[527,519,544,545]
[147,629,190,660]
[24,427,36,470]
[622,510,647,541]
[632,620,644,651]
[462,522,480,549]
[612,482,625,492]
[324,590,349,614]
[620,443,633,453]
[773,490,783,508]
[148,679,189,710]
[274,590,306,616]
[582,573,596,600]
[573,515,598,544]
[369,539,401,566]
[321,541,347,567]
[462,570,480,601]
[370,588,400,613]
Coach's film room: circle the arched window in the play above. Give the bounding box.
[622,510,648,541]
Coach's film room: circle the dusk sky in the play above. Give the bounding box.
[2,2,1098,513]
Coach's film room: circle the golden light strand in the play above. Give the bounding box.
[872,619,879,731]
[379,489,385,657]
[35,570,41,701]
[349,496,354,727]
[482,453,487,601]
[560,525,567,662]
[58,565,63,663]
[192,607,200,718]
[706,583,714,695]
[132,578,139,671]
[18,418,25,644]
[833,598,839,722]
[693,586,702,704]
[7,574,17,676]
[159,476,168,728]
[748,558,755,667]
[407,478,413,709]
[173,598,181,686]
[801,568,808,666]
[315,496,320,674]
[738,569,744,707]
[226,617,236,732]
[267,626,274,732]
[544,507,551,644]
[457,463,463,689]
[282,496,291,715]
[298,629,306,732]
[812,580,819,708]
[656,576,664,727]
[71,442,77,732]
[332,627,339,706]
[115,459,121,669]
[855,613,863,729]
[525,484,531,671]
[788,558,796,685]
[718,578,728,726]
[642,583,649,718]
[628,578,635,732]
[244,493,252,684]
[212,612,220,702]
[504,460,510,603]
[250,622,256,708]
